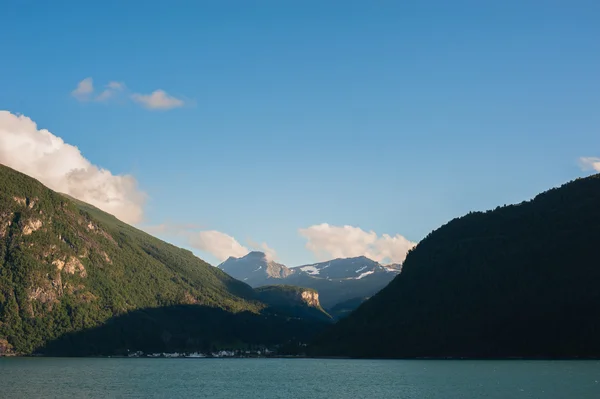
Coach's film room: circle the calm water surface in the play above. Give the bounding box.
[1,358,599,398]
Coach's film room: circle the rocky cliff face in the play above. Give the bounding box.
[300,290,320,307]
[255,285,331,322]
[219,252,295,286]
[256,285,322,308]
[1,193,108,321]
[265,258,295,279]
[0,339,14,356]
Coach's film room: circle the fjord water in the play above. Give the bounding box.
[1,359,599,398]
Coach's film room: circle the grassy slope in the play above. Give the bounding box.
[0,164,325,355]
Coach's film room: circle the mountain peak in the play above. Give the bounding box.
[222,251,267,263]
[336,255,379,265]
[218,251,293,283]
[245,251,267,258]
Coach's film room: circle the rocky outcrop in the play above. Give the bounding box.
[13,196,26,206]
[51,256,86,277]
[52,259,65,271]
[23,218,43,235]
[301,290,320,307]
[13,196,38,209]
[100,251,112,264]
[265,259,295,279]
[0,338,15,356]
[219,251,296,285]
[255,285,331,321]
[28,286,58,305]
[256,285,323,309]
[64,257,86,277]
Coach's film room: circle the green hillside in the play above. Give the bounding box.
[311,174,600,358]
[0,164,325,356]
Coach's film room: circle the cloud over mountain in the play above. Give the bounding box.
[187,230,249,261]
[299,223,416,264]
[148,227,277,263]
[247,239,278,261]
[0,111,146,224]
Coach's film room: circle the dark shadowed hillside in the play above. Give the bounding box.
[256,285,332,322]
[311,174,600,358]
[0,164,327,355]
[39,304,326,356]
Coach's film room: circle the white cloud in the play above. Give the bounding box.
[154,229,278,263]
[187,230,249,262]
[578,157,600,172]
[260,242,278,261]
[71,78,94,101]
[107,81,124,90]
[0,111,146,224]
[131,90,184,110]
[247,238,278,261]
[96,81,125,101]
[299,223,416,264]
[71,79,185,110]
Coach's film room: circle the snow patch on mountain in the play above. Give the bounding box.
[300,265,320,275]
[356,270,375,279]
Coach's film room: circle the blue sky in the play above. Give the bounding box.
[1,1,599,266]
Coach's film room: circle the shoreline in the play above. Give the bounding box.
[3,354,600,361]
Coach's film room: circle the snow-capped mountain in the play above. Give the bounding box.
[218,252,402,312]
[297,256,399,280]
[218,251,293,286]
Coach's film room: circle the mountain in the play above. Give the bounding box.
[0,164,328,356]
[327,297,370,320]
[297,256,396,279]
[219,251,294,286]
[311,174,600,358]
[219,253,400,311]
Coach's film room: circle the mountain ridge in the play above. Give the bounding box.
[0,163,329,356]
[218,252,402,311]
[310,173,600,358]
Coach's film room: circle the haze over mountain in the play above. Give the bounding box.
[218,252,400,311]
[311,174,600,358]
[0,164,329,356]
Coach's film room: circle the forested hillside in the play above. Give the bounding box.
[311,174,600,358]
[0,164,326,356]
